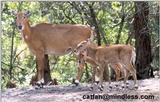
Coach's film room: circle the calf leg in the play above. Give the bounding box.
[107,64,111,84]
[110,63,121,81]
[74,60,85,85]
[124,63,138,88]
[94,66,104,91]
[129,63,138,88]
[95,66,104,83]
[92,66,96,82]
[119,64,128,88]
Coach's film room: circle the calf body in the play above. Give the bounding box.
[87,45,137,87]
[75,44,130,85]
[80,43,137,88]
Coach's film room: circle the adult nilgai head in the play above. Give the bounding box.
[13,11,31,30]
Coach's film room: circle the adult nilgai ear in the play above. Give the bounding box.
[11,10,17,15]
[25,11,31,17]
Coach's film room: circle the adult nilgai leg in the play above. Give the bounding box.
[30,54,53,86]
[35,52,45,88]
[44,55,53,85]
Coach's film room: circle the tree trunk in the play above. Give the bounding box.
[9,23,16,80]
[88,4,101,46]
[134,1,153,79]
[116,2,125,44]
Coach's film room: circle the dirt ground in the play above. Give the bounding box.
[2,77,160,102]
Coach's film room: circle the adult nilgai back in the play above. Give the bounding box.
[15,11,94,87]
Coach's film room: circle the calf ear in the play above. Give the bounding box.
[80,52,84,57]
[11,10,17,15]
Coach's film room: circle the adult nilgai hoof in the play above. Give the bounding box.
[95,81,99,85]
[72,79,79,86]
[35,82,44,89]
[35,81,44,89]
[74,82,79,86]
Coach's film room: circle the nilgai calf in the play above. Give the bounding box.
[75,42,137,90]
[75,47,125,85]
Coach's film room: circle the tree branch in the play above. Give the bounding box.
[88,4,101,45]
[116,2,125,44]
[63,9,76,24]
[12,47,27,64]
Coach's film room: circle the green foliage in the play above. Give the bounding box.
[112,2,122,11]
[1,1,159,89]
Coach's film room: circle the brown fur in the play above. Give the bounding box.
[76,42,137,87]
[87,43,137,86]
[75,52,97,82]
[15,11,94,84]
[76,46,126,83]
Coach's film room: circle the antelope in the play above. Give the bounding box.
[74,50,97,85]
[14,11,94,87]
[74,43,126,85]
[75,42,138,90]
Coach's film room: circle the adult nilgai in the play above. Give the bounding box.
[15,11,94,87]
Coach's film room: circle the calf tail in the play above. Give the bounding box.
[131,47,136,68]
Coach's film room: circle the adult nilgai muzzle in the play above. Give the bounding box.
[18,25,22,30]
